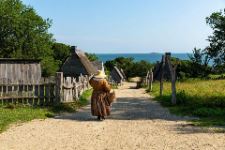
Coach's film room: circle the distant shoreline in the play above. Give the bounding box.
[96,53,190,63]
[94,52,191,55]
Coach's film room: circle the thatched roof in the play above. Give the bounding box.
[153,52,173,81]
[110,66,124,84]
[91,61,102,71]
[61,46,97,77]
[76,49,97,74]
[120,68,127,79]
[114,66,124,79]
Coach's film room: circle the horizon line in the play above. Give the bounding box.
[91,52,192,54]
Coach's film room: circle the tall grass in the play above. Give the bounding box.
[151,79,225,126]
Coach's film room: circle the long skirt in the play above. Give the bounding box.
[91,91,110,117]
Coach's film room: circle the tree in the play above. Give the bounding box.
[205,9,225,72]
[188,48,204,77]
[189,48,203,64]
[85,53,99,62]
[105,60,117,71]
[131,60,153,77]
[0,0,57,76]
[104,57,153,78]
[52,42,70,66]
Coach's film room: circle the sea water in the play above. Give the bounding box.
[96,53,190,63]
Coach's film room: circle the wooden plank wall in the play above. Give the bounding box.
[0,62,41,84]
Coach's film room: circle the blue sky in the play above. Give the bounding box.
[22,0,225,53]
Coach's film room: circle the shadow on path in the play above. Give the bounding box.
[54,82,224,134]
[55,97,189,122]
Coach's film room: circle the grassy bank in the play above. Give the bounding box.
[150,79,225,127]
[0,89,92,133]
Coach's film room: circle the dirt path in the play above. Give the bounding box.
[0,82,225,150]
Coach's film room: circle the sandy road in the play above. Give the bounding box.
[0,82,225,150]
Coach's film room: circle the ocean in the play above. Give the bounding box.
[96,53,190,63]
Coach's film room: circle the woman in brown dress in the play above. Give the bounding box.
[89,70,111,121]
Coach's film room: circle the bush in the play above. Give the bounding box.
[105,57,153,78]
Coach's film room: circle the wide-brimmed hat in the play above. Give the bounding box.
[94,70,107,79]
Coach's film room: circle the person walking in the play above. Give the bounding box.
[89,70,112,121]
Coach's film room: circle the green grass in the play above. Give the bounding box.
[0,89,92,133]
[207,74,225,80]
[150,79,225,127]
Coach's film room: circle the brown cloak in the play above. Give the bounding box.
[89,77,111,117]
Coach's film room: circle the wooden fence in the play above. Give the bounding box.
[143,69,153,91]
[0,72,90,105]
[55,72,90,103]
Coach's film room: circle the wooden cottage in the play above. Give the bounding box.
[110,66,124,85]
[61,46,97,77]
[0,59,41,84]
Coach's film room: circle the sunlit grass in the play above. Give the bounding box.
[0,89,92,133]
[150,79,225,127]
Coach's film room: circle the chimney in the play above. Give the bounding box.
[165,52,171,57]
[71,46,77,54]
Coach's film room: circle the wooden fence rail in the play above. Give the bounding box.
[0,72,91,106]
[0,79,55,106]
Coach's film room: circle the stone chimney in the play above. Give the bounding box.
[71,46,77,54]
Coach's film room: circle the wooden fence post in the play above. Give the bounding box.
[87,75,90,89]
[146,71,149,86]
[160,55,165,97]
[149,69,153,92]
[85,75,89,89]
[167,55,177,105]
[55,72,63,103]
[63,77,73,102]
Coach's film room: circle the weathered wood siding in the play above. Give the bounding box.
[0,78,55,106]
[0,60,41,84]
[0,73,90,105]
[56,72,90,103]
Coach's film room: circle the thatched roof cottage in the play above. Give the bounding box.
[61,46,97,77]
[110,66,124,85]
